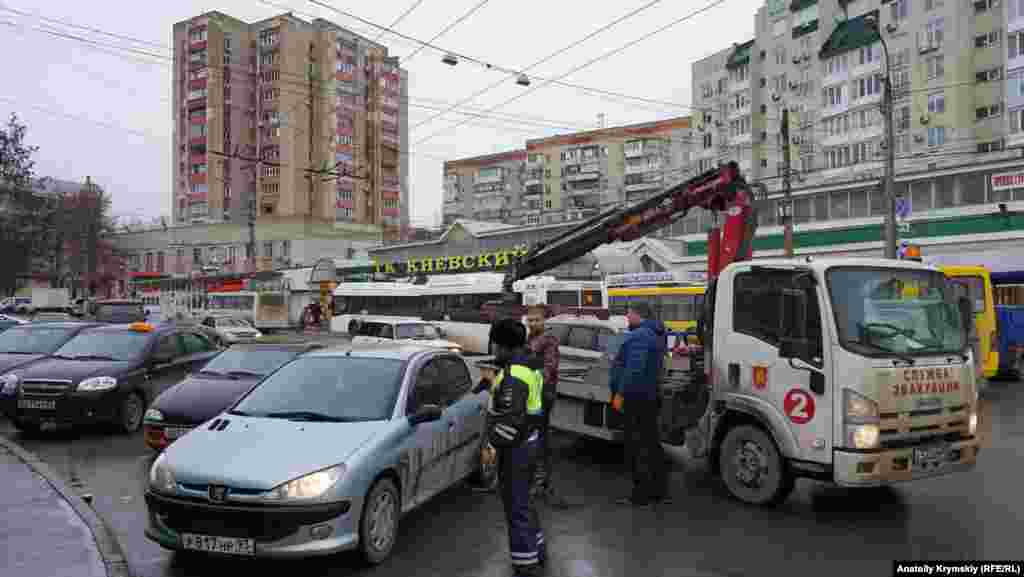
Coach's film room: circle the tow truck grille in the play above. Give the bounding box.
[19,380,73,397]
[878,404,971,449]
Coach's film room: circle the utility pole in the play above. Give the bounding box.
[781,108,794,257]
[308,55,315,221]
[882,73,898,259]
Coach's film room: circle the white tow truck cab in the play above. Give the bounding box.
[652,257,981,505]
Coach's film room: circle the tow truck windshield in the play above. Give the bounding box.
[827,267,966,357]
[53,331,150,362]
[395,323,441,340]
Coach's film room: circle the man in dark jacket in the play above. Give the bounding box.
[480,318,546,576]
[609,301,671,506]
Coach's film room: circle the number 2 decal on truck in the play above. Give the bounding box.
[783,388,815,425]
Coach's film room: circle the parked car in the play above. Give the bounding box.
[348,317,461,353]
[145,344,487,563]
[0,314,27,333]
[1,322,220,434]
[91,300,147,323]
[0,322,103,398]
[199,315,263,344]
[143,342,321,451]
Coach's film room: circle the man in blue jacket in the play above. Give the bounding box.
[609,301,671,507]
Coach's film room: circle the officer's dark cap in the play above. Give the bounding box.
[490,318,527,349]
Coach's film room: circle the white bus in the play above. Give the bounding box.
[157,277,292,330]
[331,273,606,353]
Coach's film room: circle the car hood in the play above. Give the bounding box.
[165,415,391,490]
[14,358,136,382]
[151,376,261,424]
[0,353,47,374]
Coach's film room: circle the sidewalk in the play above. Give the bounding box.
[0,436,130,577]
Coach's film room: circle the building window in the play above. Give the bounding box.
[263,242,273,258]
[926,54,944,79]
[977,140,1004,153]
[925,18,944,49]
[927,93,945,113]
[193,248,202,264]
[976,30,1002,48]
[976,103,1002,120]
[191,163,207,174]
[927,126,945,147]
[925,0,943,11]
[856,75,881,99]
[189,28,207,43]
[976,67,1003,83]
[891,0,909,22]
[975,0,998,12]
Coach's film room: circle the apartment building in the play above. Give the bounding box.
[171,11,408,240]
[442,149,527,225]
[442,117,694,229]
[673,0,1024,278]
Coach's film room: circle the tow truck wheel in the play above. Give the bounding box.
[119,392,145,434]
[719,424,794,506]
[358,478,400,565]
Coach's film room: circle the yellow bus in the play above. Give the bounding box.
[605,272,706,336]
[941,265,999,380]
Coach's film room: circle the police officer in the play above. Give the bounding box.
[481,318,546,577]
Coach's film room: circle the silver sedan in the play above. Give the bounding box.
[143,343,489,564]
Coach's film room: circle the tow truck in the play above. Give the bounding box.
[492,161,982,506]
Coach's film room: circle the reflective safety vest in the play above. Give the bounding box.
[492,364,545,416]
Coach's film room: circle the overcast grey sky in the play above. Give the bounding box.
[0,0,760,228]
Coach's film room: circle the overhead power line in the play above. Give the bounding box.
[409,0,668,132]
[400,0,492,63]
[0,3,169,49]
[373,0,427,41]
[305,0,692,111]
[413,0,729,146]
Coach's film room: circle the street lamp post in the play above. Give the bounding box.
[866,14,898,259]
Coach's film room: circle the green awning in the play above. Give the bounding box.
[725,39,755,70]
[818,9,880,60]
[790,0,817,12]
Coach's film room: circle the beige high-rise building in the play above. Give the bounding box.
[171,11,409,242]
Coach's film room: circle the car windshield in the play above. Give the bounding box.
[200,349,297,376]
[396,323,440,340]
[54,331,150,361]
[828,267,966,357]
[0,326,76,354]
[232,357,404,421]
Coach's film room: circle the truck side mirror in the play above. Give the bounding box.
[778,337,809,360]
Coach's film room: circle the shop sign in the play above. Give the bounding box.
[990,172,1024,191]
[373,245,529,275]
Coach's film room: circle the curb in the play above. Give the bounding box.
[0,435,132,577]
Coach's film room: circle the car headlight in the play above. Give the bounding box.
[262,465,345,501]
[845,424,880,450]
[843,389,879,423]
[149,453,177,494]
[77,376,118,392]
[144,408,164,422]
[969,410,978,436]
[0,373,18,395]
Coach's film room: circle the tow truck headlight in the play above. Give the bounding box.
[77,376,118,392]
[843,389,880,450]
[149,453,176,494]
[845,424,880,449]
[144,408,164,422]
[262,465,345,501]
[0,373,18,395]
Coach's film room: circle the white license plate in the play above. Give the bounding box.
[164,426,191,440]
[181,533,255,556]
[913,444,949,467]
[18,399,55,410]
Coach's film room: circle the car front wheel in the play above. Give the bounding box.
[119,392,144,434]
[358,478,400,565]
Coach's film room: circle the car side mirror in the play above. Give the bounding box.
[408,404,443,426]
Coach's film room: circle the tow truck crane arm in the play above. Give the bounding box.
[501,161,757,297]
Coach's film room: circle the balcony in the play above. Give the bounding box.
[624,179,661,193]
[624,146,645,159]
[565,169,600,182]
[625,162,661,175]
[383,207,400,217]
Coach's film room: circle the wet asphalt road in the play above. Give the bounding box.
[2,378,1023,577]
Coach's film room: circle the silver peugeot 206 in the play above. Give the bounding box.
[144,343,489,564]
